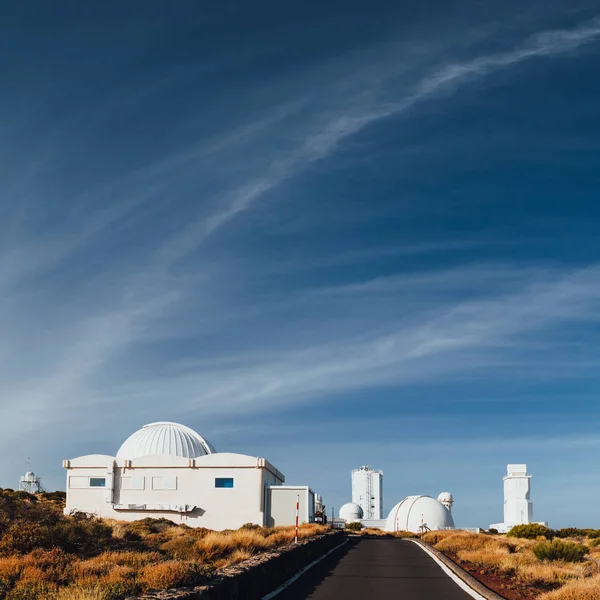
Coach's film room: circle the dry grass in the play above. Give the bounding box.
[0,489,330,600]
[538,574,600,599]
[428,531,600,597]
[349,528,416,538]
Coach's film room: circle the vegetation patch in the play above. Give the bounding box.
[532,540,588,563]
[423,529,600,600]
[345,527,416,538]
[506,523,555,540]
[0,488,329,600]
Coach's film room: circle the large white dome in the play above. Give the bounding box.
[116,422,216,459]
[385,495,454,533]
[339,502,364,522]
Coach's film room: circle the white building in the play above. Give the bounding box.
[489,464,547,533]
[385,494,455,533]
[351,466,383,519]
[64,422,316,530]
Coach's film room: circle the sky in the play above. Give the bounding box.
[2,0,600,529]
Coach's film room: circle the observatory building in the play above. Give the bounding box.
[64,421,317,530]
[351,466,383,519]
[385,494,455,533]
[19,460,45,494]
[489,464,547,533]
[339,502,363,523]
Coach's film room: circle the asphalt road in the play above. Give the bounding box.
[272,537,478,600]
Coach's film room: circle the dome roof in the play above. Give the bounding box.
[339,502,364,522]
[116,422,216,460]
[385,495,454,533]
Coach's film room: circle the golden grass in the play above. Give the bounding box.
[429,531,600,597]
[347,528,416,538]
[54,585,111,600]
[538,574,600,599]
[0,516,329,600]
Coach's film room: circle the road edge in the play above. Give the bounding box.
[409,539,507,600]
[261,538,350,599]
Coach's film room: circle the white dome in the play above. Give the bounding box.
[116,422,216,459]
[437,492,453,502]
[339,502,364,522]
[385,495,454,533]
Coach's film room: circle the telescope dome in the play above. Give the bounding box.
[339,502,363,522]
[116,422,216,459]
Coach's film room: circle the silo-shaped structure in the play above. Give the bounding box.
[351,466,383,519]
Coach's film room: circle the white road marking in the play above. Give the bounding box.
[262,538,349,600]
[409,539,488,600]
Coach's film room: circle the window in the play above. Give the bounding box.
[215,477,234,488]
[89,478,106,487]
[121,476,145,490]
[152,476,177,490]
[68,476,88,489]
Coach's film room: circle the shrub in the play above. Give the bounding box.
[554,528,593,539]
[392,530,416,538]
[507,524,554,540]
[586,530,600,539]
[5,578,59,599]
[345,522,363,531]
[488,528,499,535]
[532,539,588,562]
[139,560,209,590]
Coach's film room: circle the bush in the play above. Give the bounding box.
[507,524,554,540]
[488,528,499,535]
[586,530,600,539]
[532,539,588,562]
[345,522,363,531]
[554,528,594,539]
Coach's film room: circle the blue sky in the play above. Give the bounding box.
[2,1,600,528]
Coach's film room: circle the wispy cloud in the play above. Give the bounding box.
[78,264,600,423]
[160,17,600,259]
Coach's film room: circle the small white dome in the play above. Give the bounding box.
[437,492,455,511]
[339,502,363,522]
[385,496,454,533]
[116,422,216,459]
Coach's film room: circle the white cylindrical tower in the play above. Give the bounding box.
[503,464,533,526]
[351,466,383,520]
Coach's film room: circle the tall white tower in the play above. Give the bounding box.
[351,466,383,519]
[503,464,533,525]
[490,463,545,533]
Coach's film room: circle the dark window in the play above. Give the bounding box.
[90,477,106,487]
[215,477,234,488]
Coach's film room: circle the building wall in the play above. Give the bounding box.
[265,486,315,527]
[64,452,285,530]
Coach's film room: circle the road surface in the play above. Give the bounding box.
[272,537,479,599]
